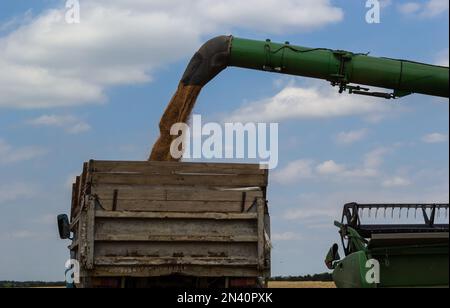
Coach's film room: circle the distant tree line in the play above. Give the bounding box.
[270,273,333,282]
[1,274,333,287]
[0,281,65,288]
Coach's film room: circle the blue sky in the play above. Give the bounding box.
[0,0,448,281]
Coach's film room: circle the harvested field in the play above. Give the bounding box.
[269,281,336,289]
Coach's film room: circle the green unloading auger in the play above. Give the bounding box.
[181,36,449,99]
[150,35,449,161]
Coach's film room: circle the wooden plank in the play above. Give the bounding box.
[91,173,267,187]
[94,219,257,241]
[90,265,260,278]
[96,200,248,213]
[69,240,80,250]
[90,161,266,175]
[95,211,257,220]
[85,200,95,270]
[95,256,258,267]
[93,187,167,201]
[257,198,265,271]
[95,234,258,243]
[78,204,88,267]
[92,186,263,203]
[94,242,257,259]
[80,162,88,195]
[72,176,81,219]
[75,163,88,216]
[166,190,263,202]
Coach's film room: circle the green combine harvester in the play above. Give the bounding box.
[326,203,449,288]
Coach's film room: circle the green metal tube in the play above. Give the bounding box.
[229,37,449,98]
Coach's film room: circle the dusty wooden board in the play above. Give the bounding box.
[89,265,260,278]
[96,200,255,213]
[94,242,257,259]
[85,200,95,270]
[257,198,266,271]
[71,176,81,219]
[95,211,257,220]
[94,218,257,240]
[95,256,258,266]
[92,186,263,202]
[92,185,262,212]
[95,234,258,243]
[89,160,267,175]
[91,173,267,187]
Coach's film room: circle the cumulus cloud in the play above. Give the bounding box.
[272,147,390,184]
[272,232,304,241]
[282,208,339,221]
[398,0,449,17]
[382,176,412,188]
[0,183,36,205]
[27,115,91,134]
[422,133,449,144]
[0,139,47,164]
[228,84,392,122]
[0,230,53,241]
[335,129,368,145]
[398,2,422,14]
[316,160,346,175]
[272,159,314,184]
[0,0,343,109]
[435,49,449,67]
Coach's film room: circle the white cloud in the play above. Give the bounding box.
[435,49,449,67]
[0,183,36,205]
[273,147,391,184]
[32,214,57,226]
[316,160,346,175]
[228,84,391,122]
[335,129,368,145]
[379,0,393,8]
[422,0,450,17]
[398,2,422,14]
[65,173,79,189]
[342,147,390,178]
[272,159,314,184]
[0,230,53,241]
[0,139,47,164]
[282,208,338,221]
[382,176,412,188]
[398,0,449,17]
[364,147,389,169]
[27,115,91,134]
[272,232,303,241]
[0,0,343,109]
[422,133,448,143]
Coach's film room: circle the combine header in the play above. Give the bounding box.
[326,203,449,288]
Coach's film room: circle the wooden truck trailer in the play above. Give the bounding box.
[58,160,271,288]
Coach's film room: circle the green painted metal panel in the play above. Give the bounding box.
[229,37,449,98]
[370,244,449,288]
[332,251,375,289]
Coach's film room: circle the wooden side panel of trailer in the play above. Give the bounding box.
[69,161,271,283]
